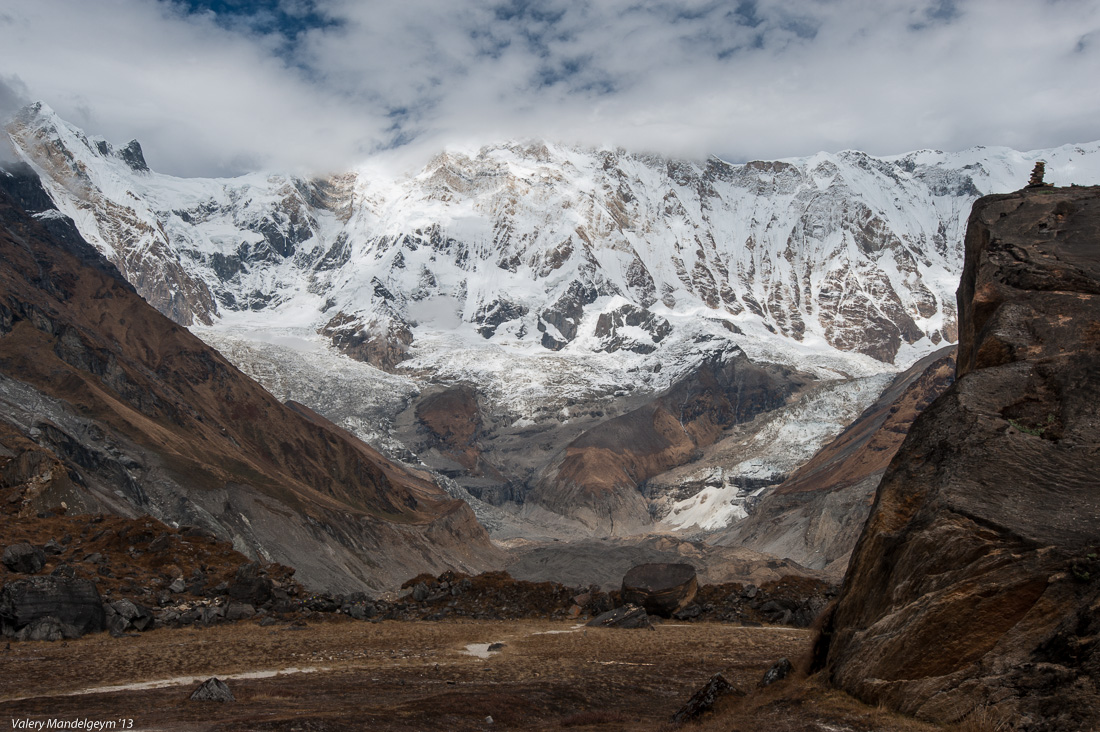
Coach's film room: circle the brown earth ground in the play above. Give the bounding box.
[0,619,986,732]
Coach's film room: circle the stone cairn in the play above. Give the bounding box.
[1027,161,1047,188]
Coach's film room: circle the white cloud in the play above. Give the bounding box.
[1,0,1097,176]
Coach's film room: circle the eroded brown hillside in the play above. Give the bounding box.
[0,166,501,592]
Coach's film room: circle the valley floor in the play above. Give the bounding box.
[0,618,959,731]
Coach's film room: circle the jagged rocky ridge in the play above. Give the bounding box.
[0,164,501,593]
[821,186,1100,730]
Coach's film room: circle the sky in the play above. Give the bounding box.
[1,0,1098,177]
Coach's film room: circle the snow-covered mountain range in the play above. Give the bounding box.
[7,100,1100,536]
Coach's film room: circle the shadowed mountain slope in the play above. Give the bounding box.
[0,164,501,592]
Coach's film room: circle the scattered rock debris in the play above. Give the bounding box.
[2,514,837,643]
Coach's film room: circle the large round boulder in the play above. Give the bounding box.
[2,543,46,574]
[621,563,698,617]
[1,576,106,638]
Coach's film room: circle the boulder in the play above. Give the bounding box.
[822,187,1100,730]
[346,603,375,621]
[224,601,256,621]
[670,672,742,724]
[228,563,273,606]
[757,599,792,626]
[106,599,154,633]
[15,616,83,642]
[0,576,105,638]
[586,604,652,629]
[759,657,792,687]
[621,563,698,617]
[673,604,702,621]
[147,533,174,553]
[199,605,226,624]
[304,593,341,613]
[2,543,46,574]
[190,677,235,702]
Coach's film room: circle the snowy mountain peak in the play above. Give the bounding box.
[11,101,146,174]
[8,105,1100,396]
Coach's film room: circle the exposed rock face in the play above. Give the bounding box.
[620,563,698,617]
[319,310,413,371]
[593,304,672,354]
[118,140,149,174]
[528,351,808,534]
[822,187,1100,730]
[0,167,502,592]
[717,346,956,576]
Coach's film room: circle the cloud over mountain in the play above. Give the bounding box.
[1,1,1098,176]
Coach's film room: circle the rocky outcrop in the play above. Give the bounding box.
[620,563,698,617]
[319,310,413,371]
[717,347,956,576]
[593,304,672,354]
[760,658,793,688]
[0,167,502,592]
[821,187,1100,730]
[414,385,485,474]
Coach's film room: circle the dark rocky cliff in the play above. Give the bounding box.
[820,186,1100,730]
